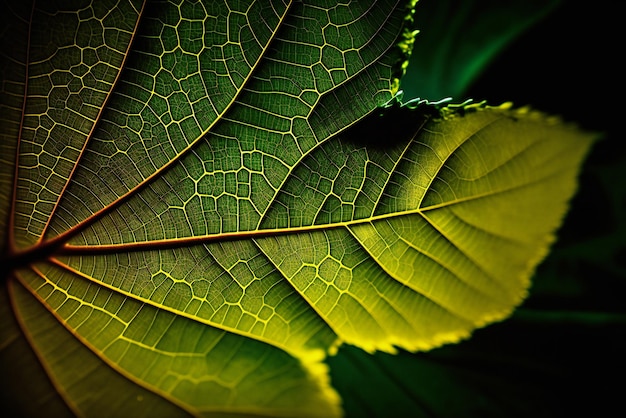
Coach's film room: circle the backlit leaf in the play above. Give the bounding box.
[1,0,596,416]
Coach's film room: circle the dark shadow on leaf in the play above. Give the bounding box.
[339,102,432,150]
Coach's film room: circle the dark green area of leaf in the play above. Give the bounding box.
[329,0,625,416]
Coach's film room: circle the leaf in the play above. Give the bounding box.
[0,0,597,417]
[329,0,623,416]
[401,0,561,100]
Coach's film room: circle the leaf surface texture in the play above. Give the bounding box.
[0,0,595,416]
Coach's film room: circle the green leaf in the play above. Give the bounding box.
[402,0,561,100]
[1,0,596,417]
[0,281,75,418]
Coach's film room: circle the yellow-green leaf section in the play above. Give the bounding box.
[13,265,340,417]
[57,103,596,357]
[5,279,192,417]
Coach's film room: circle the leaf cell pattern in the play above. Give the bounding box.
[0,0,595,417]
